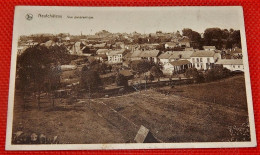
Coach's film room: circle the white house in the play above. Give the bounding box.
[190,50,221,70]
[165,42,177,49]
[215,59,244,72]
[158,51,175,65]
[107,49,126,64]
[163,60,192,75]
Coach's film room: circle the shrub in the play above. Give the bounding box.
[204,66,231,82]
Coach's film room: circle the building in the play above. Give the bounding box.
[178,37,190,48]
[169,51,194,61]
[203,46,216,51]
[163,60,192,75]
[93,43,107,49]
[190,50,221,70]
[215,59,244,72]
[96,49,110,55]
[94,54,108,62]
[140,50,160,63]
[130,50,142,61]
[70,42,84,55]
[158,51,175,65]
[165,42,177,49]
[107,49,127,64]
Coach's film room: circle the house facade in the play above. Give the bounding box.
[107,49,126,64]
[163,60,192,75]
[215,59,244,72]
[158,51,175,65]
[190,50,221,70]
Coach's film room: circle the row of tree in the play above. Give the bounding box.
[182,28,241,49]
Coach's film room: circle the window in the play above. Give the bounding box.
[238,65,240,68]
[197,63,200,67]
[197,58,199,62]
[200,58,203,62]
[192,58,195,62]
[233,65,235,68]
[207,58,210,62]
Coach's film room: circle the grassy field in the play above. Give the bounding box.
[12,75,250,144]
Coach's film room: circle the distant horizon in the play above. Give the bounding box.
[19,27,240,37]
[15,6,243,36]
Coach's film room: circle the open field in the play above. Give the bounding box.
[12,75,250,144]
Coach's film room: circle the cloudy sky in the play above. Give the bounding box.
[14,6,244,36]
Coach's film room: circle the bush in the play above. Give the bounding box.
[204,66,231,82]
[185,68,204,83]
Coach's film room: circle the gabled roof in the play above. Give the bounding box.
[169,51,194,59]
[140,50,160,58]
[107,49,126,56]
[119,70,133,77]
[215,59,243,65]
[203,46,216,50]
[158,51,175,59]
[131,50,142,58]
[190,50,215,57]
[96,49,110,55]
[169,60,191,66]
[93,43,106,48]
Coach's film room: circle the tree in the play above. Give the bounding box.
[48,44,70,64]
[17,45,52,109]
[115,74,128,87]
[204,66,231,82]
[148,73,154,82]
[80,69,102,92]
[131,60,152,75]
[90,63,108,74]
[185,68,204,83]
[48,63,62,107]
[203,28,223,49]
[150,66,163,81]
[230,30,241,48]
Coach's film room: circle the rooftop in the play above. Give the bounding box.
[190,50,215,57]
[203,46,216,50]
[119,70,133,77]
[140,50,160,58]
[169,51,194,59]
[169,60,191,66]
[107,49,126,56]
[215,59,243,65]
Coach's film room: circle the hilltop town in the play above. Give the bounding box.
[17,28,243,85]
[12,28,249,144]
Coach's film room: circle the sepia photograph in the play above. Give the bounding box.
[6,6,256,150]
